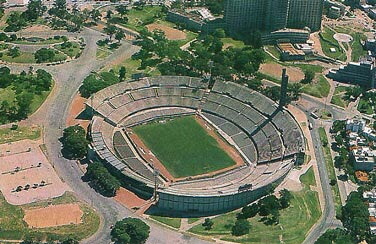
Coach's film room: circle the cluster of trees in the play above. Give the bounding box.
[329,120,357,178]
[301,69,315,84]
[0,67,53,124]
[105,5,129,25]
[111,218,150,244]
[61,125,88,159]
[34,48,57,63]
[316,188,376,243]
[79,71,121,98]
[48,0,90,31]
[133,29,265,83]
[85,162,120,196]
[261,83,302,105]
[5,0,46,31]
[358,91,376,114]
[201,189,291,237]
[315,228,355,244]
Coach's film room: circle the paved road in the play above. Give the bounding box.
[295,98,346,244]
[5,27,209,244]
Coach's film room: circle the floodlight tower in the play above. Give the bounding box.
[279,68,289,108]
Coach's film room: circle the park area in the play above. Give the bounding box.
[188,167,321,244]
[132,116,237,178]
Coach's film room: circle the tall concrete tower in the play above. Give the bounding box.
[279,68,289,108]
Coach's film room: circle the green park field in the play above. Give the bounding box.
[133,116,236,178]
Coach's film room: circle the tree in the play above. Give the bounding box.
[116,5,128,18]
[8,47,20,58]
[231,218,250,236]
[115,29,125,43]
[34,48,56,63]
[202,218,214,230]
[90,9,101,22]
[258,195,281,216]
[279,189,292,209]
[106,10,113,19]
[111,218,150,244]
[301,69,315,84]
[23,0,46,21]
[237,203,258,219]
[85,162,120,196]
[48,0,68,19]
[79,73,119,98]
[61,125,88,159]
[104,24,117,40]
[15,92,33,120]
[119,66,126,81]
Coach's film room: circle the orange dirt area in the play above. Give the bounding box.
[146,24,186,40]
[127,115,245,183]
[355,171,369,182]
[113,187,148,210]
[0,139,70,205]
[66,93,90,130]
[24,203,83,228]
[260,63,305,83]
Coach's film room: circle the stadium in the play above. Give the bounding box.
[87,75,304,215]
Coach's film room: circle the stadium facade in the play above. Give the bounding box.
[88,76,304,215]
[224,0,323,35]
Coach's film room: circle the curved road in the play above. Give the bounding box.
[6,27,209,244]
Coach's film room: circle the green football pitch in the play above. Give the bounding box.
[132,116,236,178]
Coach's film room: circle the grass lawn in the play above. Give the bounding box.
[0,192,99,241]
[150,216,181,229]
[300,166,316,186]
[319,27,346,61]
[301,75,330,98]
[318,127,342,214]
[189,168,321,244]
[29,79,54,114]
[351,32,367,62]
[0,126,41,144]
[109,57,160,79]
[0,51,36,63]
[330,86,349,108]
[188,218,201,224]
[119,6,162,32]
[96,47,112,60]
[264,45,280,60]
[222,38,246,49]
[133,116,236,178]
[54,42,82,58]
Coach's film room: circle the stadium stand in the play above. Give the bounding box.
[88,76,304,214]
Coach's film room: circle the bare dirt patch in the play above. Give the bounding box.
[24,203,83,228]
[260,63,305,82]
[113,187,147,209]
[21,25,52,33]
[66,93,90,130]
[334,33,353,43]
[0,139,70,205]
[146,24,186,40]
